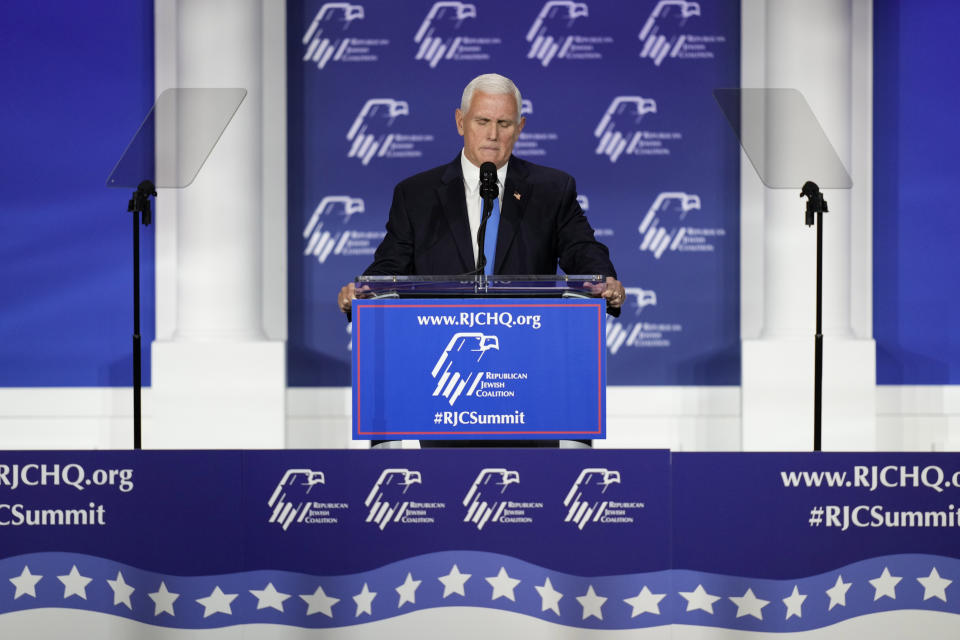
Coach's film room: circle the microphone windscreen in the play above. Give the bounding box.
[479,162,497,184]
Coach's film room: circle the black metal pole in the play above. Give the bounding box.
[801,181,826,452]
[814,206,823,452]
[133,212,142,449]
[128,180,154,450]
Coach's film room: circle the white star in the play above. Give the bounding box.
[148,581,179,617]
[679,584,720,614]
[782,585,807,620]
[869,567,901,601]
[438,565,471,598]
[196,586,238,618]
[534,577,563,615]
[353,582,377,617]
[729,588,769,620]
[58,565,92,600]
[826,574,852,610]
[486,567,521,602]
[395,572,421,608]
[624,585,665,617]
[300,585,339,617]
[250,582,291,612]
[9,566,42,600]
[917,567,952,602]
[576,584,607,621]
[107,571,135,609]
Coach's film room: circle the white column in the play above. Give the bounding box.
[741,0,875,451]
[762,0,852,340]
[150,0,285,448]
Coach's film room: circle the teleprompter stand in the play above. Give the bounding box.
[107,88,247,449]
[714,88,853,451]
[128,180,155,449]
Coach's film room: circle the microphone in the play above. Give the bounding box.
[476,162,499,274]
[479,161,498,200]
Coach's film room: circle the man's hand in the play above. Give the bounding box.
[583,276,626,309]
[338,282,357,314]
[600,276,626,310]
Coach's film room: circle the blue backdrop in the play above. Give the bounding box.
[873,0,960,385]
[0,1,155,386]
[287,0,742,387]
[1,3,957,391]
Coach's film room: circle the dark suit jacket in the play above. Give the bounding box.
[364,154,616,448]
[364,154,618,281]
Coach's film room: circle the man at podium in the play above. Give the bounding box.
[337,73,624,448]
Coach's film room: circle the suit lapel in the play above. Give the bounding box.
[495,156,531,274]
[437,156,473,272]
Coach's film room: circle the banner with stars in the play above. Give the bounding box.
[672,452,960,635]
[1,451,959,638]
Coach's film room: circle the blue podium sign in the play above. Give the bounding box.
[352,298,606,440]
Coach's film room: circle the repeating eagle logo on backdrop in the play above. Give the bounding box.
[346,98,410,165]
[638,0,701,66]
[639,192,701,259]
[607,286,658,355]
[525,1,589,66]
[414,2,477,67]
[515,99,563,158]
[301,3,365,69]
[593,96,658,163]
[431,332,500,406]
[563,467,621,529]
[267,468,326,530]
[364,468,423,530]
[463,468,520,530]
[302,195,365,264]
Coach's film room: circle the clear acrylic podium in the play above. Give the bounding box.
[354,274,609,300]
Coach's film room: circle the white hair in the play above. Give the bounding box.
[460,73,523,119]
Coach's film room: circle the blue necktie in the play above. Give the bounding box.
[482,195,500,275]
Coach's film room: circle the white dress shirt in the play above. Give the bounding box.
[460,151,507,264]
